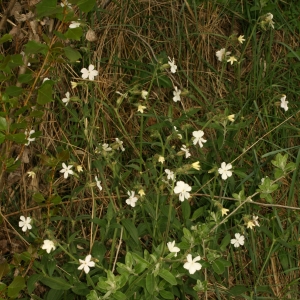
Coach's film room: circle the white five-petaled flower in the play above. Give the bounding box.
[76,165,83,172]
[115,138,125,151]
[27,171,36,178]
[238,35,245,44]
[191,161,200,170]
[167,241,180,257]
[158,156,165,164]
[183,254,202,274]
[227,56,237,65]
[141,90,148,99]
[231,233,245,248]
[25,129,35,146]
[102,143,112,152]
[69,21,81,28]
[253,215,260,227]
[80,64,98,80]
[137,104,147,113]
[174,181,192,202]
[60,163,74,179]
[62,92,70,106]
[168,57,177,73]
[60,0,72,8]
[280,95,288,111]
[192,130,207,148]
[19,216,32,232]
[138,189,145,197]
[165,169,175,181]
[126,191,138,207]
[174,126,182,139]
[221,207,229,216]
[218,162,233,180]
[173,86,181,102]
[247,220,255,229]
[180,145,191,158]
[78,254,95,274]
[227,114,235,122]
[265,13,275,29]
[95,176,102,191]
[216,48,231,62]
[41,240,56,253]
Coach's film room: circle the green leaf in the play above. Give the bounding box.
[6,133,26,143]
[113,291,127,300]
[7,276,26,298]
[24,40,48,55]
[158,269,177,285]
[76,0,96,13]
[228,285,249,296]
[27,274,43,294]
[121,219,139,245]
[146,273,155,295]
[4,86,23,96]
[220,233,231,251]
[33,192,45,203]
[49,194,62,205]
[87,290,100,300]
[64,46,82,62]
[39,276,73,290]
[36,0,63,18]
[0,261,9,280]
[181,200,190,221]
[37,83,53,104]
[64,27,83,41]
[0,133,5,145]
[18,73,33,83]
[0,34,12,44]
[159,290,175,299]
[0,117,7,131]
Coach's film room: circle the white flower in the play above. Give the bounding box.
[43,78,50,83]
[192,130,207,148]
[191,161,200,170]
[216,48,231,62]
[218,162,233,180]
[27,171,36,178]
[247,220,255,229]
[102,143,112,152]
[60,0,72,8]
[174,126,182,139]
[24,129,35,146]
[168,57,177,73]
[183,254,202,274]
[71,81,78,89]
[115,138,125,151]
[138,189,145,197]
[78,255,95,274]
[280,95,288,111]
[69,21,81,28]
[141,90,148,99]
[158,156,165,164]
[165,169,175,181]
[167,241,180,257]
[19,216,32,232]
[76,165,83,172]
[60,163,74,179]
[221,207,229,216]
[227,114,235,122]
[137,104,146,113]
[41,240,56,253]
[62,92,70,106]
[180,145,191,158]
[230,233,245,248]
[252,215,260,227]
[227,56,237,65]
[126,191,138,207]
[173,86,181,102]
[174,181,191,202]
[265,13,275,29]
[95,176,102,191]
[80,64,98,80]
[238,35,245,44]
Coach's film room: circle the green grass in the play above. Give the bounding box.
[0,0,300,299]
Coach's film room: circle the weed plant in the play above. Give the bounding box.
[0,0,300,299]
